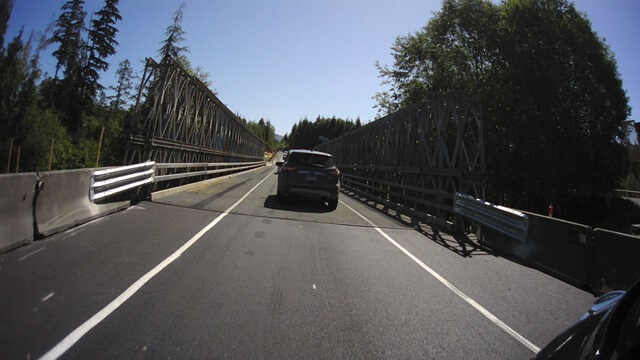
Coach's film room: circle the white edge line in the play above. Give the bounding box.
[40,169,275,360]
[18,247,47,261]
[339,200,541,354]
[42,293,55,302]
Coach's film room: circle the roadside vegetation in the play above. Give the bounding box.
[1,0,637,229]
[0,0,277,172]
[368,0,637,228]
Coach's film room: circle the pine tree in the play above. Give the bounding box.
[0,0,11,50]
[82,0,121,108]
[158,3,188,62]
[51,0,87,132]
[52,0,85,80]
[110,58,135,109]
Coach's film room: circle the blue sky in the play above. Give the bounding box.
[6,0,640,139]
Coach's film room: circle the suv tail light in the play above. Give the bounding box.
[328,168,340,176]
[282,163,297,171]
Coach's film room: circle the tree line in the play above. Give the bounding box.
[237,115,278,152]
[372,0,635,221]
[284,116,362,150]
[0,0,275,172]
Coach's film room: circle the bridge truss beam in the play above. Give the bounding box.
[316,93,485,231]
[124,58,265,165]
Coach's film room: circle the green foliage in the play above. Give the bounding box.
[375,0,631,213]
[110,58,136,109]
[0,0,11,50]
[51,0,85,80]
[239,116,277,151]
[0,21,43,172]
[619,173,640,192]
[87,0,121,73]
[158,4,214,92]
[0,0,224,172]
[287,116,358,150]
[51,0,86,132]
[176,54,213,90]
[158,3,188,62]
[48,0,123,134]
[83,0,122,100]
[558,195,640,233]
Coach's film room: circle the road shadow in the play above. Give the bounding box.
[413,223,494,258]
[263,195,334,214]
[341,189,494,258]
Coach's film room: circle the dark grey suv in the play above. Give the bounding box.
[275,149,340,210]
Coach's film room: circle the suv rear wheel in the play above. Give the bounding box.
[328,198,338,210]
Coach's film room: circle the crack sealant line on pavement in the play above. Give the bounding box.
[339,199,541,355]
[39,169,276,360]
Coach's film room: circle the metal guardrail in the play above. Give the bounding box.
[453,192,529,243]
[615,189,640,199]
[341,173,454,230]
[155,161,265,182]
[91,161,156,202]
[90,161,266,202]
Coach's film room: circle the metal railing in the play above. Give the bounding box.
[91,161,156,202]
[316,93,486,230]
[155,161,265,182]
[615,189,640,199]
[90,161,265,202]
[341,173,455,230]
[453,192,529,243]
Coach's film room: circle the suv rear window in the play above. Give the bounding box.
[288,153,334,168]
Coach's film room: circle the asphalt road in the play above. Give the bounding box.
[0,163,596,359]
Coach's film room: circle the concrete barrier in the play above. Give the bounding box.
[35,169,130,237]
[481,212,593,290]
[0,173,37,253]
[590,229,640,294]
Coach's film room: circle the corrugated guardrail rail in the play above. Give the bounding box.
[453,192,529,243]
[91,161,156,202]
[90,161,266,203]
[615,189,640,199]
[155,161,265,182]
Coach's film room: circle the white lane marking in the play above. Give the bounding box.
[340,200,541,354]
[61,228,86,241]
[18,247,47,261]
[39,169,276,360]
[42,293,55,302]
[313,284,316,290]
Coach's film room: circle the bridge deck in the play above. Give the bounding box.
[0,164,594,359]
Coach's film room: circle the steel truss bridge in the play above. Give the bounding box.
[124,57,265,165]
[316,93,485,231]
[123,57,484,232]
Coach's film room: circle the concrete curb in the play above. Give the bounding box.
[35,169,130,237]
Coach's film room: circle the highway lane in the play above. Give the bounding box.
[0,164,595,359]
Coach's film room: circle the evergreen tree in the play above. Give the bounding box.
[0,26,47,172]
[51,0,87,132]
[374,0,630,211]
[110,58,135,109]
[83,0,122,101]
[0,0,11,50]
[52,0,85,80]
[158,2,188,62]
[287,116,357,149]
